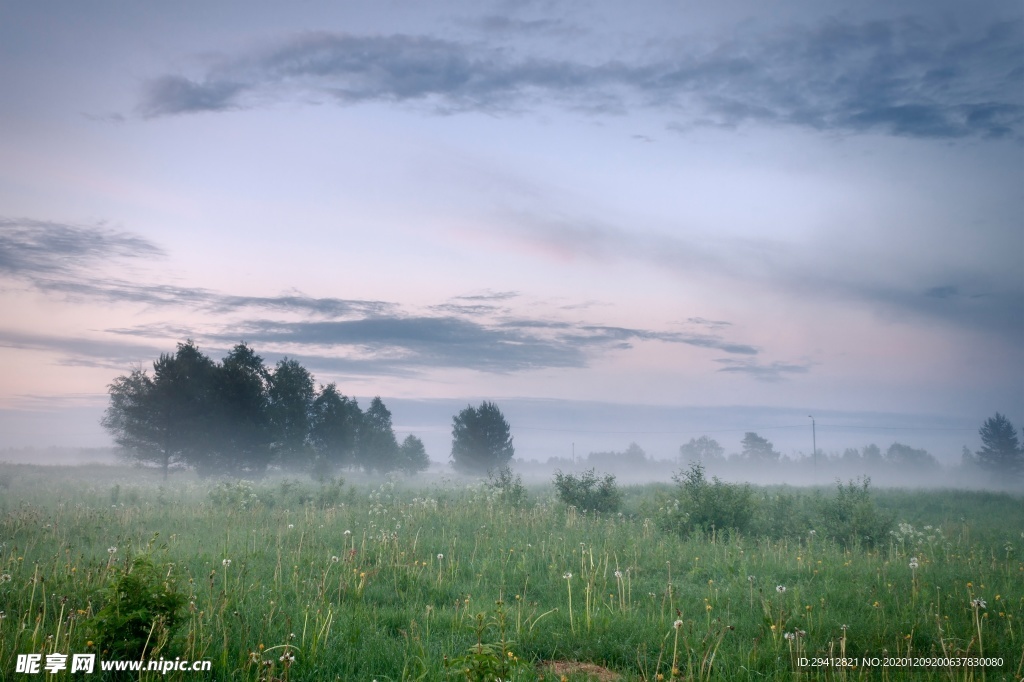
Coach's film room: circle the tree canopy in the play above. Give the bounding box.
[450,401,514,474]
[976,413,1023,479]
[102,340,427,477]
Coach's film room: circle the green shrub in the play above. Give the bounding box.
[486,466,528,508]
[553,468,622,513]
[88,555,187,659]
[665,461,754,537]
[818,477,893,547]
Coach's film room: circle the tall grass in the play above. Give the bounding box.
[0,463,1021,681]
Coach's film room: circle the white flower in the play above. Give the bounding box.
[909,558,919,569]
[614,570,623,579]
[0,574,11,583]
[288,524,295,529]
[776,585,786,593]
[437,553,444,560]
[344,529,352,536]
[809,530,816,536]
[563,572,572,580]
[747,575,755,582]
[222,559,231,567]
[331,556,340,563]
[107,546,118,554]
[784,632,795,640]
[673,619,683,629]
[971,598,986,609]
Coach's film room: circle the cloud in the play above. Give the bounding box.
[137,18,1023,139]
[715,358,812,382]
[0,329,164,369]
[0,217,164,279]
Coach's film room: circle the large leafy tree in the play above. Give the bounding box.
[358,397,400,473]
[211,343,273,476]
[309,384,362,473]
[269,358,316,467]
[398,434,431,474]
[103,340,217,478]
[976,413,1023,480]
[450,401,514,475]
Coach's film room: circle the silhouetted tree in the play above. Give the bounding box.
[103,340,218,478]
[212,343,272,476]
[451,401,514,474]
[399,435,430,474]
[358,397,400,473]
[741,432,779,463]
[885,442,938,469]
[976,413,1023,480]
[268,358,315,467]
[309,384,361,474]
[679,436,725,464]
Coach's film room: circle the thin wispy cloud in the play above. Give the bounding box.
[138,18,1023,139]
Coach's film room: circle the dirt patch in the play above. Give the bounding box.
[540,660,622,681]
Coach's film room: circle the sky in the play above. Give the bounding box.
[0,0,1021,463]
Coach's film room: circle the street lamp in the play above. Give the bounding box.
[808,415,817,480]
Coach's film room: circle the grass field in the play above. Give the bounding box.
[0,463,1021,681]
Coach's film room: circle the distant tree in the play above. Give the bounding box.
[309,384,362,473]
[741,432,779,463]
[103,340,218,478]
[358,397,400,473]
[588,442,647,468]
[841,447,862,464]
[450,401,515,474]
[885,442,938,469]
[862,444,883,468]
[212,343,272,476]
[976,413,1023,479]
[398,435,430,474]
[679,436,725,464]
[268,358,315,467]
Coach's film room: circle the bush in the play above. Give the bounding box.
[818,477,892,547]
[553,469,622,513]
[89,555,187,659]
[665,461,754,537]
[486,466,528,508]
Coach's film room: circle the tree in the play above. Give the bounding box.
[103,340,218,478]
[268,358,315,467]
[309,384,362,473]
[679,436,725,464]
[741,432,779,463]
[450,401,514,474]
[885,442,938,469]
[358,397,400,473]
[398,435,431,474]
[976,413,1023,479]
[212,343,272,476]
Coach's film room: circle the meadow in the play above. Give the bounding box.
[0,463,1021,681]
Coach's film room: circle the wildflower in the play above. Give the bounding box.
[344,529,352,536]
[971,598,986,609]
[748,575,755,582]
[0,574,11,583]
[841,624,849,631]
[288,524,294,529]
[784,632,795,641]
[331,556,340,563]
[107,546,117,554]
[563,572,572,580]
[614,570,623,579]
[909,558,919,569]
[437,553,444,560]
[776,585,786,593]
[279,651,295,664]
[222,559,231,567]
[809,530,816,536]
[673,619,683,629]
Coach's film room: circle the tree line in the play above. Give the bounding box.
[102,340,429,478]
[103,340,517,478]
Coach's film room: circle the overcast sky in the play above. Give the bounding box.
[1,0,1021,460]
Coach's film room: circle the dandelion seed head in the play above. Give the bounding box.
[614,570,623,579]
[776,585,786,593]
[673,619,683,629]
[222,559,231,567]
[107,546,117,554]
[563,572,572,580]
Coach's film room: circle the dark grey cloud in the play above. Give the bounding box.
[138,18,1023,139]
[0,329,164,370]
[203,316,588,372]
[0,217,164,278]
[566,325,758,355]
[715,358,812,382]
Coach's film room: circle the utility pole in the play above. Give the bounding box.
[808,415,816,482]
